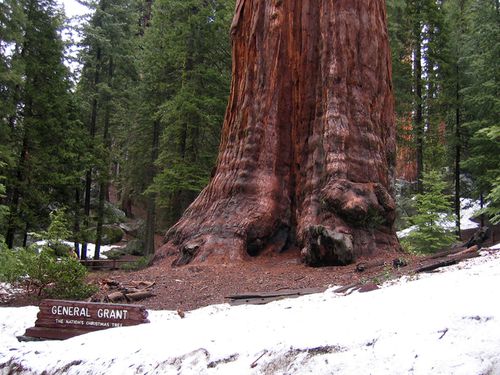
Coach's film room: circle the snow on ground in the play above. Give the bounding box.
[398,198,482,238]
[0,283,24,304]
[1,249,500,375]
[454,199,484,230]
[33,240,118,259]
[78,242,118,259]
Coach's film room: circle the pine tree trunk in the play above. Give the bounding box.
[144,120,160,256]
[414,9,424,194]
[454,67,461,239]
[6,104,31,248]
[158,0,399,266]
[74,187,81,258]
[81,46,102,260]
[94,57,113,260]
[81,168,92,259]
[94,179,106,259]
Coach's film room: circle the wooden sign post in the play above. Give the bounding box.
[23,299,149,340]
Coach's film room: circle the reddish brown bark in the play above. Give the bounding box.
[157,0,400,266]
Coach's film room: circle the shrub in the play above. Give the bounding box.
[480,176,500,224]
[50,242,75,257]
[80,225,124,245]
[124,239,145,256]
[394,179,417,230]
[0,207,97,300]
[120,256,153,271]
[103,201,127,224]
[402,170,457,253]
[0,247,97,300]
[42,256,97,299]
[104,248,127,260]
[31,208,76,258]
[0,247,25,283]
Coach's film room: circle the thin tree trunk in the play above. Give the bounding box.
[414,11,424,193]
[6,111,30,248]
[454,64,461,239]
[158,0,400,267]
[74,187,81,258]
[144,120,160,256]
[22,223,28,247]
[121,186,133,218]
[480,192,485,227]
[180,33,195,161]
[81,46,102,260]
[5,192,19,248]
[95,56,113,260]
[7,83,21,132]
[81,168,92,259]
[139,0,153,34]
[94,179,106,259]
[5,40,29,249]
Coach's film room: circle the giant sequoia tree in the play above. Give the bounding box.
[158,0,400,266]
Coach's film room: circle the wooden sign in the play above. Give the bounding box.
[23,299,149,340]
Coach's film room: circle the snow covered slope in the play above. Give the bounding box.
[1,250,500,375]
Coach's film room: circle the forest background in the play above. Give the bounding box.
[0,0,498,260]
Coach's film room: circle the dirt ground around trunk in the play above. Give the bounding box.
[3,225,498,312]
[83,250,418,311]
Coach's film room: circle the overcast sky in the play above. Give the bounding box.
[58,0,90,77]
[59,0,89,18]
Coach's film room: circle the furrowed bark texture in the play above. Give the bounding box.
[158,0,399,266]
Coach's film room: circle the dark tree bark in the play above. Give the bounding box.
[144,120,160,256]
[158,0,400,266]
[95,57,113,260]
[5,135,28,248]
[454,68,461,239]
[413,7,424,194]
[5,39,28,249]
[73,187,81,258]
[81,45,102,260]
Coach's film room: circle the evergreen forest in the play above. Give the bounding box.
[1,0,499,259]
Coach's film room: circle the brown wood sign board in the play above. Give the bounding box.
[23,299,149,340]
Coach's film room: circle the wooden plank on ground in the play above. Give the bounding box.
[79,259,136,270]
[226,287,327,306]
[414,246,480,273]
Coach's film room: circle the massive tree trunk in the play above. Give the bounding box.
[158,0,400,266]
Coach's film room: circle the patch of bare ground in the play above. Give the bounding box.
[83,249,419,311]
[4,224,497,311]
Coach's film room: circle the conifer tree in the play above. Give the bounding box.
[150,0,232,223]
[404,0,448,192]
[442,0,471,236]
[402,170,457,253]
[0,0,23,242]
[126,0,233,255]
[1,0,83,247]
[77,0,139,258]
[461,0,500,222]
[388,0,418,183]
